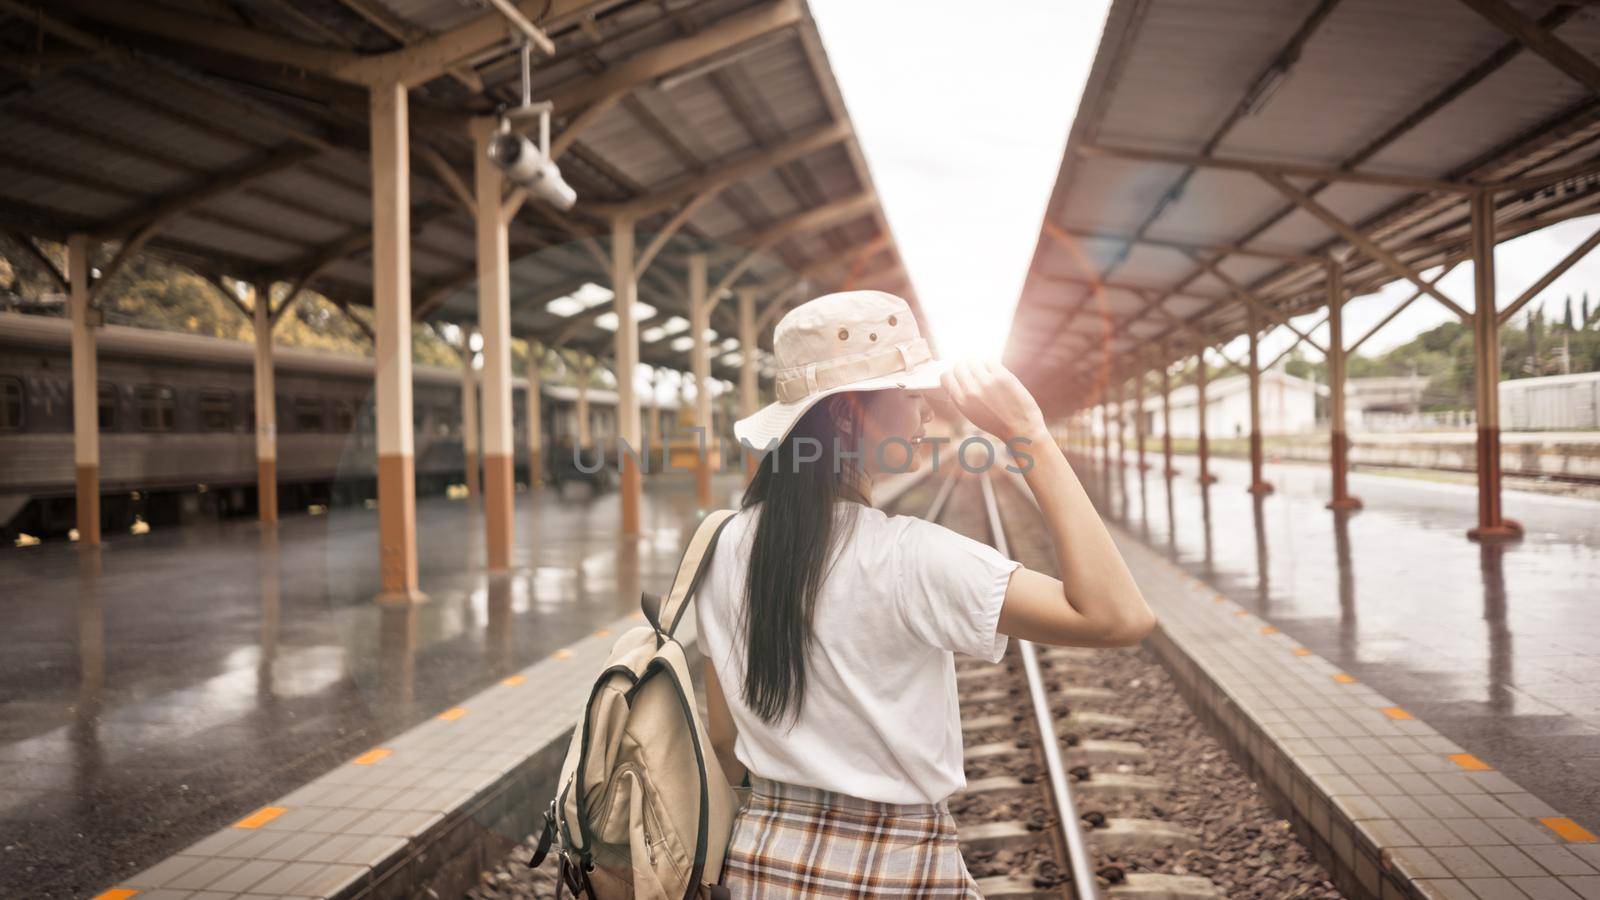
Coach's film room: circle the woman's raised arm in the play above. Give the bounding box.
[940,361,1155,648]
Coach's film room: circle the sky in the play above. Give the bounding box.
[809,0,1109,362]
[807,1,1600,369]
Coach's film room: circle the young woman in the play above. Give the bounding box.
[695,290,1154,897]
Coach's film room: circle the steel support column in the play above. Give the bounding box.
[460,346,481,499]
[689,253,713,509]
[738,286,759,480]
[1111,381,1125,469]
[647,367,661,449]
[612,217,642,535]
[1160,362,1176,476]
[252,280,278,523]
[1326,261,1362,511]
[473,118,515,568]
[371,81,423,604]
[1468,190,1523,541]
[1195,352,1217,485]
[68,234,99,546]
[1247,304,1274,495]
[526,348,543,488]
[576,358,592,448]
[1133,372,1149,472]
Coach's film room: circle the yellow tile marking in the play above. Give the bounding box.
[630,611,645,620]
[351,748,392,766]
[594,629,612,638]
[1541,817,1598,843]
[553,649,572,660]
[93,891,139,900]
[1260,626,1279,635]
[233,806,287,829]
[1293,647,1312,657]
[502,675,526,686]
[1449,753,1492,771]
[1381,707,1413,720]
[438,707,468,721]
[1332,674,1357,684]
[1233,610,1249,617]
[1212,596,1227,603]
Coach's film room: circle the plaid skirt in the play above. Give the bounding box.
[721,776,983,898]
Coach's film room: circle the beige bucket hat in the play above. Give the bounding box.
[733,290,947,449]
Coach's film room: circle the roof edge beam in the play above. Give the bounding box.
[1260,172,1475,321]
[1455,0,1600,94]
[1077,144,1472,194]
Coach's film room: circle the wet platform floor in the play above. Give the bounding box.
[1086,451,1600,836]
[0,476,742,899]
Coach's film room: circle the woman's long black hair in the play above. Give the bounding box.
[737,392,865,728]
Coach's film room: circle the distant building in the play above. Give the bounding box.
[1132,368,1322,438]
[1500,371,1600,430]
[1345,375,1429,429]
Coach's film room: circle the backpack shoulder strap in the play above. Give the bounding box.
[642,509,736,640]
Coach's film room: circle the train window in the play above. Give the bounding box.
[98,382,118,431]
[0,377,21,431]
[199,391,233,432]
[332,401,354,432]
[136,385,176,432]
[294,397,324,432]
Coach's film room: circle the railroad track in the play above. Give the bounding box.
[895,470,1223,900]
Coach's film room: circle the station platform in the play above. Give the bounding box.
[1081,452,1600,898]
[0,475,744,900]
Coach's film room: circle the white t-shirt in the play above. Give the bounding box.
[695,502,1020,805]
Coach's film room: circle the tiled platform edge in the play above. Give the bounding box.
[95,610,699,900]
[1111,529,1600,900]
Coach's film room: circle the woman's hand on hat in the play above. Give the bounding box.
[940,361,1048,443]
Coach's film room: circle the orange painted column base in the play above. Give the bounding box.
[75,463,100,546]
[377,453,426,605]
[621,455,642,535]
[1468,426,1523,542]
[1247,431,1274,495]
[258,458,278,524]
[1326,430,1363,511]
[483,453,514,570]
[695,458,713,510]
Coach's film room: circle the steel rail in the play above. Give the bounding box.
[977,471,1101,900]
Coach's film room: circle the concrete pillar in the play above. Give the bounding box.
[1468,191,1522,541]
[526,348,543,488]
[689,253,713,509]
[1326,260,1362,511]
[68,234,99,546]
[252,280,278,523]
[460,348,481,499]
[473,120,516,568]
[1195,351,1217,485]
[1098,401,1110,483]
[611,217,642,535]
[1247,304,1274,495]
[1160,360,1176,477]
[370,81,423,604]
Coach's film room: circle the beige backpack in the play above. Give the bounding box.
[530,509,740,900]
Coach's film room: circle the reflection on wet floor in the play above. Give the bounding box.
[0,477,737,899]
[1082,451,1600,833]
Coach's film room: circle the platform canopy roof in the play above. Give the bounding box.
[1005,0,1600,413]
[0,0,916,381]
